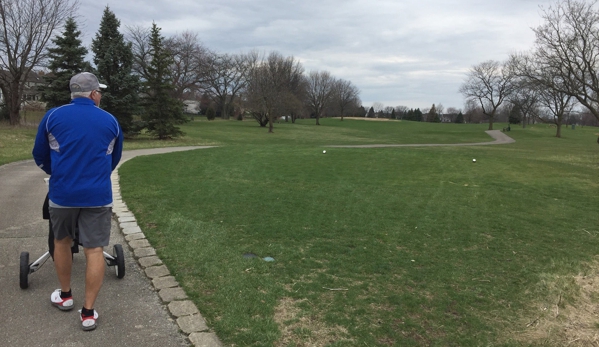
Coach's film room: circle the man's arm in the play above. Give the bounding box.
[111,125,124,171]
[32,115,52,175]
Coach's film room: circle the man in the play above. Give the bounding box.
[32,72,123,331]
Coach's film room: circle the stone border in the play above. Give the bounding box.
[111,171,222,347]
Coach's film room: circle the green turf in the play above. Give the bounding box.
[117,119,599,346]
[0,124,38,166]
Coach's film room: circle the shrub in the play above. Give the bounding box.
[206,107,216,121]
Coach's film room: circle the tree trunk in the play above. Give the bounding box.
[315,114,320,125]
[268,116,274,133]
[221,100,227,120]
[8,88,21,125]
[556,117,562,138]
[488,116,494,130]
[556,124,562,138]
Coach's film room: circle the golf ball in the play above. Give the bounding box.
[323,150,327,154]
[472,159,476,162]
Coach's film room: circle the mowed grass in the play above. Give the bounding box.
[0,115,210,165]
[117,119,599,346]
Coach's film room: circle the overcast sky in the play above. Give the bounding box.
[77,0,559,111]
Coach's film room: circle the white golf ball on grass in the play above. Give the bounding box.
[323,150,327,154]
[472,159,476,163]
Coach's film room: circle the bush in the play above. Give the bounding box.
[206,107,216,121]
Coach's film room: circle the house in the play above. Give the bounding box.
[183,100,200,114]
[0,70,47,110]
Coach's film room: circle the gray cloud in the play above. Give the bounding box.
[79,0,558,110]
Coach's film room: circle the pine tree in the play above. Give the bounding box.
[91,6,141,135]
[141,23,186,139]
[455,112,464,123]
[367,106,375,118]
[414,108,423,122]
[428,104,437,122]
[39,17,91,110]
[508,106,522,124]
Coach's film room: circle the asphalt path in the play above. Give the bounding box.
[0,146,209,347]
[328,130,515,148]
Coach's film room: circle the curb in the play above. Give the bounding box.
[111,171,222,347]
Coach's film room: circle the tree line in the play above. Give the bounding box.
[460,0,599,138]
[0,1,362,137]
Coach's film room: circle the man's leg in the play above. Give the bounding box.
[83,247,105,310]
[53,236,73,292]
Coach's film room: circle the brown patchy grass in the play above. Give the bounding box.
[273,297,354,347]
[507,258,599,346]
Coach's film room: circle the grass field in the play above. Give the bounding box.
[2,118,598,346]
[115,119,598,346]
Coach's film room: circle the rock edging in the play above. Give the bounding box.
[111,171,222,347]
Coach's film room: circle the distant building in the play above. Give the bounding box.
[183,100,200,114]
[0,70,48,110]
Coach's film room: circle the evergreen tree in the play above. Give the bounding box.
[206,107,216,120]
[391,109,396,119]
[427,104,437,122]
[367,106,375,118]
[141,23,186,139]
[91,7,141,136]
[414,108,423,122]
[357,106,366,117]
[508,106,522,124]
[455,112,464,123]
[39,17,91,110]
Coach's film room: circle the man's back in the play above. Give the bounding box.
[33,97,123,207]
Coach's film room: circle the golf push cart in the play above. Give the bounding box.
[19,188,125,289]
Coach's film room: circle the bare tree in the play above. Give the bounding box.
[127,25,152,80]
[164,31,210,100]
[0,0,79,125]
[539,86,576,138]
[381,106,393,118]
[459,60,516,130]
[508,75,540,128]
[463,99,484,124]
[305,70,334,125]
[331,78,360,121]
[371,101,385,115]
[203,52,253,119]
[394,105,408,119]
[530,0,599,122]
[444,107,460,122]
[245,51,304,132]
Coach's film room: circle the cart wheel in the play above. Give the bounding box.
[20,252,29,289]
[113,244,125,279]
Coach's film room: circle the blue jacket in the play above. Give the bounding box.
[32,98,123,207]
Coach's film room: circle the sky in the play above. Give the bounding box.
[77,0,559,111]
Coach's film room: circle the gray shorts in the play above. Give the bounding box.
[49,207,112,248]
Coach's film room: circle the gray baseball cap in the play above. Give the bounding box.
[69,72,107,92]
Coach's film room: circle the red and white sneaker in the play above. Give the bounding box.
[79,309,99,331]
[50,289,73,311]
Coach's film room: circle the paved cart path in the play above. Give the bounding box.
[0,146,212,347]
[328,130,515,148]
